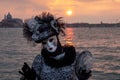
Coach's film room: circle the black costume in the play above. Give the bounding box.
[19,12,93,80]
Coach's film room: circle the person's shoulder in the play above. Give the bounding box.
[79,50,92,57]
[32,54,43,67]
[76,50,93,72]
[35,54,42,58]
[76,50,93,63]
[34,54,42,61]
[75,51,93,79]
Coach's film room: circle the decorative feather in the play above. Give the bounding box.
[23,23,33,41]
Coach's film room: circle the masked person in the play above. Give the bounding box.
[19,12,93,80]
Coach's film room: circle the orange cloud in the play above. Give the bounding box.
[0,0,120,23]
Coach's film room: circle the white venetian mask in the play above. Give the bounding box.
[42,36,57,52]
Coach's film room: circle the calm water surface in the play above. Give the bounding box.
[0,27,120,80]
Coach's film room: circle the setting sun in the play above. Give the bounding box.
[66,10,73,16]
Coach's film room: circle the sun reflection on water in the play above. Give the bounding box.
[63,27,75,46]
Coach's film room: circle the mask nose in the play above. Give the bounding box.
[47,41,52,47]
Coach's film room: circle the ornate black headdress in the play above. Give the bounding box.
[23,12,65,43]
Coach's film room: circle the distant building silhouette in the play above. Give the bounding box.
[0,12,23,27]
[66,22,120,27]
[4,12,12,20]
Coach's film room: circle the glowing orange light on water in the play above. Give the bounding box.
[64,28,74,46]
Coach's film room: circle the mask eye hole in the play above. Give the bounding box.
[49,38,53,42]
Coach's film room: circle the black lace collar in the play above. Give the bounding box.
[41,45,76,68]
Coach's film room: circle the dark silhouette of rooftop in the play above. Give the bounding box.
[0,12,23,28]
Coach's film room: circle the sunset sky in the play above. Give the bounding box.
[0,0,120,23]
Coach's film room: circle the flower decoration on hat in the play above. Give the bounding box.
[23,12,65,43]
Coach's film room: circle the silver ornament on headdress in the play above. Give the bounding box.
[50,20,59,34]
[26,18,41,33]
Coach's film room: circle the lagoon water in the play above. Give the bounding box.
[0,27,120,80]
